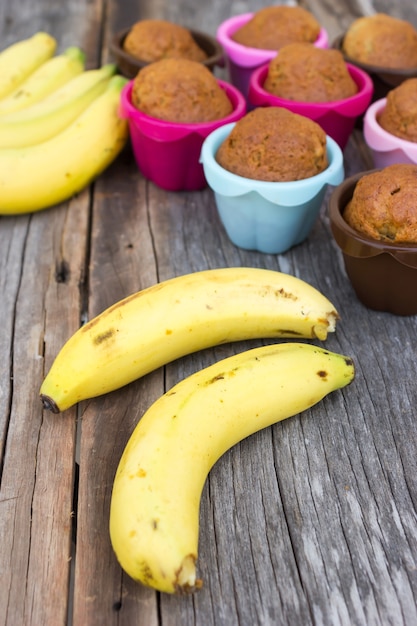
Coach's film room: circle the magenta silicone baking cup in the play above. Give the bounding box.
[216,13,328,100]
[119,80,247,191]
[248,63,373,150]
[363,98,417,168]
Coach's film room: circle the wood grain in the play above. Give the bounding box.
[0,1,416,625]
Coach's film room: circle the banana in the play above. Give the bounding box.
[0,46,85,116]
[0,75,129,214]
[0,64,116,148]
[109,342,355,593]
[40,267,340,413]
[0,32,57,100]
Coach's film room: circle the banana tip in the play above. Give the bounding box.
[314,311,339,340]
[174,554,203,594]
[40,394,60,414]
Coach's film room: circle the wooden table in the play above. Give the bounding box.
[1,0,417,624]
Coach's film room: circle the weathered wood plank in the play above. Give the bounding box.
[0,3,101,624]
[0,197,88,625]
[1,0,417,625]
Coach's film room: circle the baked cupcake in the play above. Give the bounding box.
[123,19,208,63]
[263,43,358,102]
[216,106,328,182]
[342,13,417,69]
[231,6,320,50]
[377,78,417,142]
[343,163,417,243]
[131,58,233,123]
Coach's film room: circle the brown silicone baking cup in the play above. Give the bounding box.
[111,27,224,78]
[329,170,417,316]
[332,35,417,102]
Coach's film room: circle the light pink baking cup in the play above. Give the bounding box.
[248,63,373,150]
[363,98,417,168]
[119,80,246,191]
[216,13,328,100]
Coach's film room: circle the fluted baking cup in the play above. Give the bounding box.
[216,13,328,100]
[248,63,373,149]
[363,98,417,168]
[332,34,417,102]
[200,122,344,254]
[120,80,246,191]
[329,170,417,315]
[111,27,224,79]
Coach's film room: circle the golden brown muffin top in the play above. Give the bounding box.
[216,107,328,182]
[378,78,417,142]
[231,6,321,51]
[264,43,358,102]
[342,13,417,69]
[123,19,208,63]
[131,58,233,123]
[344,164,417,243]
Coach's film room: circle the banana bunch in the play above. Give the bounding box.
[0,45,86,116]
[109,342,355,593]
[40,267,340,413]
[0,63,117,148]
[0,33,129,214]
[0,32,57,99]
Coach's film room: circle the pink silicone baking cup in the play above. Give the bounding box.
[248,63,373,150]
[363,98,417,168]
[216,13,328,100]
[119,80,247,191]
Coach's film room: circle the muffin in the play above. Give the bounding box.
[123,19,208,63]
[131,58,233,123]
[377,78,417,142]
[216,107,328,182]
[263,43,358,102]
[343,163,417,243]
[231,6,321,50]
[342,13,417,69]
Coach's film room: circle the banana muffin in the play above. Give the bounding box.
[342,13,417,69]
[216,107,328,182]
[231,6,321,51]
[131,58,233,123]
[344,163,417,243]
[263,43,358,102]
[377,78,417,142]
[123,19,208,63]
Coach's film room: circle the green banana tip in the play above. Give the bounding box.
[64,46,86,63]
[108,74,129,90]
[103,63,117,75]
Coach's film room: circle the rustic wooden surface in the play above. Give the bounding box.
[1,1,417,625]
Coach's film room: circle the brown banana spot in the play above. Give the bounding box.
[275,287,298,300]
[138,563,155,586]
[93,328,116,345]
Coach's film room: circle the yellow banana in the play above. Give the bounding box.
[109,342,355,593]
[0,46,85,116]
[0,64,116,148]
[0,75,129,214]
[0,32,57,100]
[40,267,340,413]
